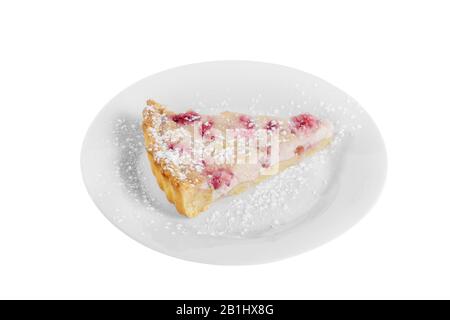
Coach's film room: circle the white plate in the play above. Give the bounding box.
[81,61,387,265]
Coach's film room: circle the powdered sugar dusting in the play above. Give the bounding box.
[144,104,205,184]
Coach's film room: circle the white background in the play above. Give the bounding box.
[1,0,449,299]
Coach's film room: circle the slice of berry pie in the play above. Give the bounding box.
[142,99,333,217]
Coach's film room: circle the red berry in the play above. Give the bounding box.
[239,115,255,129]
[210,174,222,189]
[208,168,234,189]
[200,120,214,137]
[295,145,304,155]
[171,111,201,125]
[291,114,318,131]
[265,120,279,131]
[261,159,271,168]
[167,142,176,150]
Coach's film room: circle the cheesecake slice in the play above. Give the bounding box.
[142,99,333,217]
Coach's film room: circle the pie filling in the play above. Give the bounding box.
[144,102,333,199]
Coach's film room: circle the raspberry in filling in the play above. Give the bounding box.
[207,168,234,190]
[295,145,304,155]
[265,120,279,131]
[239,115,255,129]
[171,111,201,125]
[167,142,176,150]
[200,120,214,137]
[261,159,271,168]
[167,141,188,154]
[291,114,318,131]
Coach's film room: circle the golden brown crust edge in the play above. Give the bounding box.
[145,151,213,218]
[142,116,213,218]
